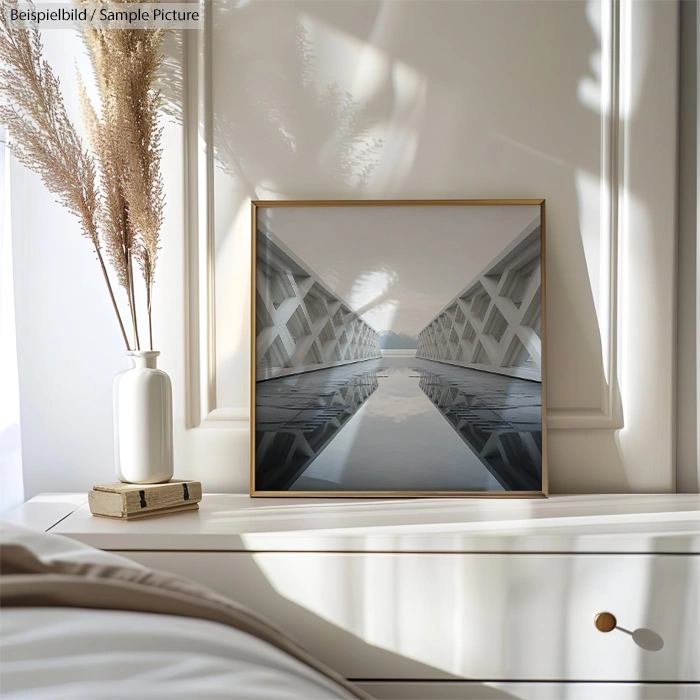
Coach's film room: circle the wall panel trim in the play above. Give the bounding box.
[548,0,623,430]
[185,0,677,457]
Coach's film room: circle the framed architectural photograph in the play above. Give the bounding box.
[251,200,547,497]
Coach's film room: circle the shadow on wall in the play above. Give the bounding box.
[160,6,384,193]
[211,10,384,193]
[158,0,641,490]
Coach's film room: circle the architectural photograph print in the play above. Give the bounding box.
[252,201,546,497]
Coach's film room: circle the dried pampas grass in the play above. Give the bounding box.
[0,0,166,350]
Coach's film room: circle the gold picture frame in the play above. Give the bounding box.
[251,199,547,498]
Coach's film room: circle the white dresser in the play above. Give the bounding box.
[6,493,700,699]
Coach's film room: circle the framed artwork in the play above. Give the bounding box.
[251,200,547,497]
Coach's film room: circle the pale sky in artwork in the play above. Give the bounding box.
[258,205,539,336]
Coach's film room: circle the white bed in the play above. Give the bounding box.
[0,522,366,700]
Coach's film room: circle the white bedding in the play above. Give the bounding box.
[1,607,356,699]
[0,523,361,699]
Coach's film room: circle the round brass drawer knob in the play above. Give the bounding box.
[595,612,617,633]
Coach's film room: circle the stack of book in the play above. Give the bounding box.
[88,480,202,520]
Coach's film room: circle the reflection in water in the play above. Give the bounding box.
[417,368,542,491]
[290,355,503,492]
[256,365,379,490]
[257,352,541,492]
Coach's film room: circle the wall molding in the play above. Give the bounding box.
[185,2,231,429]
[185,0,657,435]
[547,0,623,430]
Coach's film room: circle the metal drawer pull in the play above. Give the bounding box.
[594,613,665,651]
[594,612,617,632]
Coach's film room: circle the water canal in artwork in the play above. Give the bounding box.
[255,351,542,492]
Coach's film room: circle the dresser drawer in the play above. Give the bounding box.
[119,552,699,682]
[358,682,700,699]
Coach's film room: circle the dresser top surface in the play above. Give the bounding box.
[6,493,699,553]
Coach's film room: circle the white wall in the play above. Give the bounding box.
[11,28,187,496]
[677,0,699,493]
[11,0,683,498]
[0,126,24,512]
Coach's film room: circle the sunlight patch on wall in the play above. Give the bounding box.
[616,189,656,438]
[578,0,604,115]
[575,168,610,383]
[299,12,390,105]
[216,200,252,379]
[579,0,650,120]
[299,10,427,193]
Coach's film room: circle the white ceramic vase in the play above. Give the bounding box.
[113,351,173,484]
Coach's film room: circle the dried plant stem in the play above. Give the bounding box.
[0,2,131,349]
[96,247,130,349]
[1,0,166,352]
[126,253,140,351]
[146,282,153,351]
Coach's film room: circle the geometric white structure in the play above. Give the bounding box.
[417,369,542,491]
[256,228,381,381]
[416,218,542,382]
[255,369,379,489]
